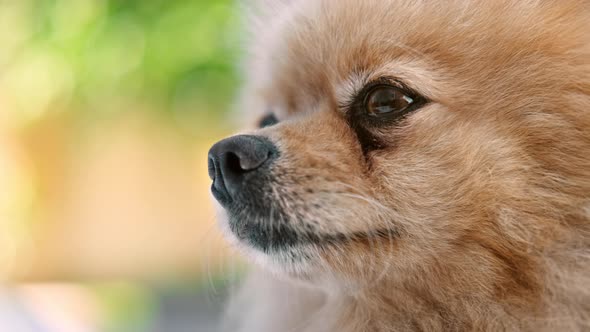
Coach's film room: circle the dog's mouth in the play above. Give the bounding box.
[225,206,304,251]
[210,163,400,253]
[224,201,399,254]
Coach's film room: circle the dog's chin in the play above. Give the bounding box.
[226,213,303,252]
[216,213,315,278]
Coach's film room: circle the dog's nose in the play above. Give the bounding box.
[208,135,277,203]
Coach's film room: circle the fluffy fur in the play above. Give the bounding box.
[215,0,590,331]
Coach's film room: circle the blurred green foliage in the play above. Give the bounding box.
[0,0,242,126]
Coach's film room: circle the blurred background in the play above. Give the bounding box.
[0,0,245,331]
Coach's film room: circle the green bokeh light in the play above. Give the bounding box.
[0,0,242,126]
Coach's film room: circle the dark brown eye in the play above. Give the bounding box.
[258,113,279,128]
[365,86,414,116]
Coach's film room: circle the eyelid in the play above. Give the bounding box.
[356,78,425,111]
[338,77,418,112]
[364,78,418,99]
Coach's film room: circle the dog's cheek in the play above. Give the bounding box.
[386,111,540,248]
[261,111,390,234]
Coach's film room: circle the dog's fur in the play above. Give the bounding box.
[215,0,590,331]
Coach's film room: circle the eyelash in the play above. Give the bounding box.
[339,78,406,110]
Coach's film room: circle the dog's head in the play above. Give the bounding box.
[209,0,590,293]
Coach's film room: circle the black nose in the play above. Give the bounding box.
[208,135,277,204]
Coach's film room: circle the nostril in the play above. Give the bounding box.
[224,151,245,174]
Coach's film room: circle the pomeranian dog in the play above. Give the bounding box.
[207,0,590,331]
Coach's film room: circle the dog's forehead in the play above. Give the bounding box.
[262,0,442,112]
[249,0,587,116]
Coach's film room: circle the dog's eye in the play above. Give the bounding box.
[365,86,415,117]
[258,113,279,128]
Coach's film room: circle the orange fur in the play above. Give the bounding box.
[217,0,590,331]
